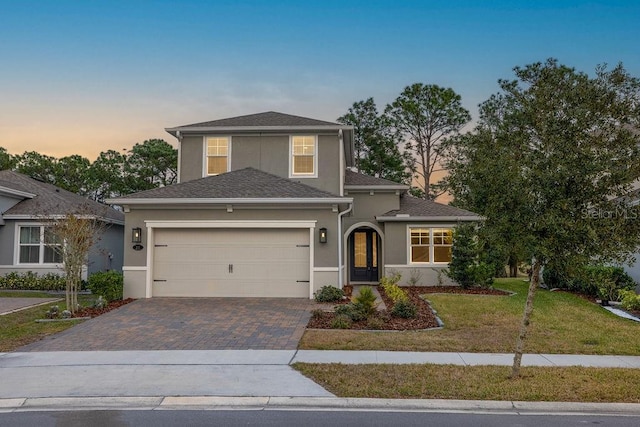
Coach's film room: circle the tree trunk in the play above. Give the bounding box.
[511,259,541,378]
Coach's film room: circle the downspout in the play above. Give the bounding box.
[337,202,353,289]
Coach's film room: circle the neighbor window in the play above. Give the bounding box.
[206,137,229,175]
[291,136,317,176]
[18,225,63,264]
[409,227,453,264]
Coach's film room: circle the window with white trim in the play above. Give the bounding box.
[206,137,229,175]
[290,136,317,176]
[18,226,63,264]
[409,227,453,264]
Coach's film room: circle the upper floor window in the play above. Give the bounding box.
[206,137,230,175]
[18,225,63,264]
[409,227,453,264]
[290,136,317,177]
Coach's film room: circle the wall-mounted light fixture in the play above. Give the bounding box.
[319,227,327,244]
[132,227,142,244]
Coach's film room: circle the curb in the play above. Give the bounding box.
[1,396,639,415]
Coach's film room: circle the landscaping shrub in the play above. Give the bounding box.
[353,286,378,317]
[619,289,640,311]
[448,224,495,288]
[334,303,367,322]
[314,285,344,303]
[311,308,325,319]
[0,271,66,291]
[391,299,417,318]
[86,270,123,302]
[543,265,636,301]
[379,274,408,303]
[330,314,352,329]
[366,316,385,330]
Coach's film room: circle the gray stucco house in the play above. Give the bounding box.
[108,111,479,299]
[0,170,124,279]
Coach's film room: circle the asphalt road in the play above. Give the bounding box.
[0,410,639,427]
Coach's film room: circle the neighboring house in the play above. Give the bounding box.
[0,170,124,279]
[107,111,480,299]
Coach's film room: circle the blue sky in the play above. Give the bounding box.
[1,0,638,159]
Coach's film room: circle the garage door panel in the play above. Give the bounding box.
[152,228,310,297]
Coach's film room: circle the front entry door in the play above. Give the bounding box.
[350,229,378,282]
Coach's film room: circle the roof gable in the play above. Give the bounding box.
[110,167,344,201]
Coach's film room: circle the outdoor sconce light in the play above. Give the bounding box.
[132,227,142,244]
[319,227,327,244]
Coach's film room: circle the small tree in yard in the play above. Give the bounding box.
[46,208,107,314]
[444,59,640,378]
[448,224,494,289]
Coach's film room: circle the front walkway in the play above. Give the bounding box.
[0,298,62,316]
[17,298,316,351]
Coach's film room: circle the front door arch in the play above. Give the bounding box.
[349,227,380,282]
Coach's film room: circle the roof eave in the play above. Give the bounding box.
[375,215,483,222]
[166,124,354,137]
[0,186,36,199]
[344,185,409,191]
[106,197,353,205]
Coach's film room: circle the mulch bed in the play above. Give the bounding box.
[308,285,508,331]
[73,298,135,318]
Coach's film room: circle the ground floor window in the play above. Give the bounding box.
[409,227,453,264]
[18,225,63,264]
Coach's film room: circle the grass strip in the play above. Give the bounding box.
[293,363,640,402]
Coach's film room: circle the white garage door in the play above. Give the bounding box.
[152,228,310,297]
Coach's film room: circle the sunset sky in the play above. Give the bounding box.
[1,0,639,161]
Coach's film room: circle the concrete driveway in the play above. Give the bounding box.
[18,298,316,352]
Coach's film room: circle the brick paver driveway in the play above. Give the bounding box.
[18,298,316,351]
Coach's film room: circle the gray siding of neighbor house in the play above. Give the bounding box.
[177,132,343,195]
[0,221,15,265]
[123,206,341,269]
[87,224,124,274]
[0,195,22,221]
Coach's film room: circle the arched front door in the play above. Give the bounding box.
[349,228,379,282]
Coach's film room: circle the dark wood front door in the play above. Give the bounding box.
[350,229,378,282]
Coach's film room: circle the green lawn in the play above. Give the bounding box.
[0,295,94,352]
[293,363,640,402]
[299,278,640,355]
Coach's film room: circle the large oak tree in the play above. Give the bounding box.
[444,59,640,377]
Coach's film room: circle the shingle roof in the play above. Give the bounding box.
[344,170,408,188]
[114,167,343,200]
[378,194,480,221]
[0,170,124,222]
[171,111,342,129]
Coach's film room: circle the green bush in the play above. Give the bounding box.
[86,270,123,302]
[314,285,344,303]
[0,271,66,290]
[391,299,417,318]
[334,303,367,322]
[330,314,352,329]
[543,265,635,301]
[619,289,640,311]
[353,286,378,318]
[366,316,385,330]
[448,224,495,289]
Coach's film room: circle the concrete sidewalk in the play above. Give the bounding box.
[1,350,639,401]
[1,350,640,414]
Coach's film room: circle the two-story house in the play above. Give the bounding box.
[108,112,479,299]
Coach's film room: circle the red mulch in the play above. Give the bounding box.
[308,285,508,330]
[72,298,135,318]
